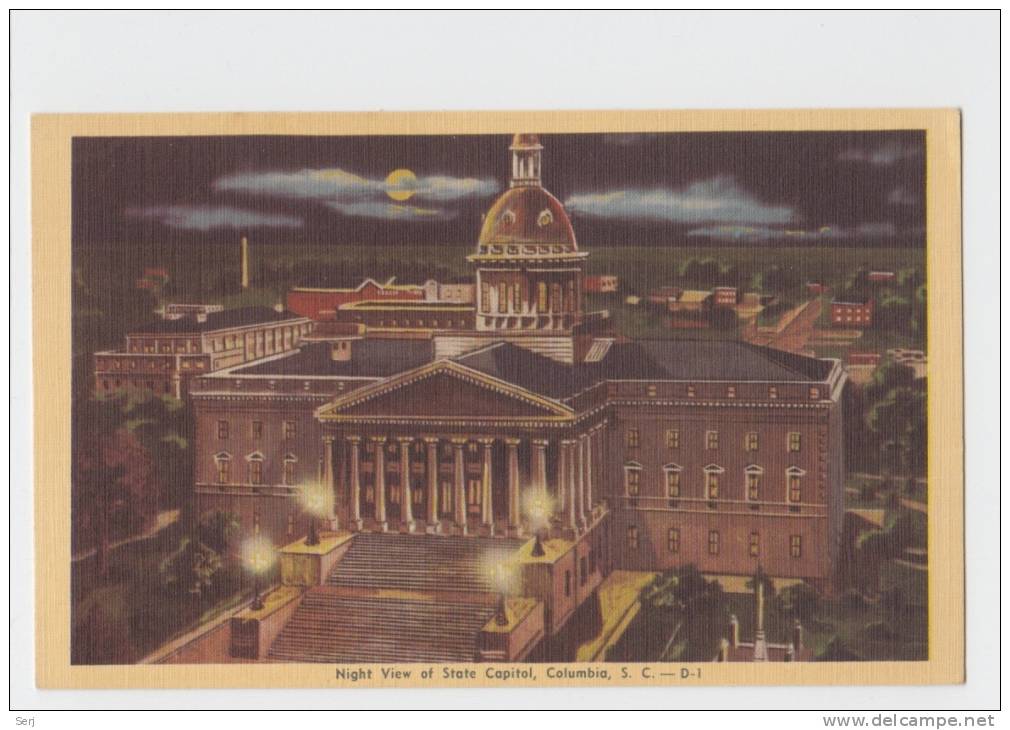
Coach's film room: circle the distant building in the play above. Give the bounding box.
[584,275,619,293]
[831,298,874,328]
[422,278,475,304]
[160,303,224,320]
[286,278,425,320]
[93,307,312,399]
[712,286,739,307]
[667,290,712,312]
[867,270,896,283]
[846,351,882,367]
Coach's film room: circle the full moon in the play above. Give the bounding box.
[385,169,417,201]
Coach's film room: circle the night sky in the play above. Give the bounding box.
[72,130,925,250]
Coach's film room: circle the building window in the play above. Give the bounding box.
[537,282,548,314]
[708,530,720,555]
[287,512,295,536]
[665,429,680,449]
[746,470,762,501]
[788,432,802,452]
[646,384,657,397]
[413,485,424,505]
[788,473,802,503]
[745,432,759,451]
[768,386,778,399]
[624,465,641,497]
[564,570,572,597]
[248,457,263,486]
[217,420,229,440]
[665,468,681,498]
[215,455,231,484]
[251,421,263,439]
[253,511,261,536]
[790,534,803,558]
[687,385,696,398]
[627,526,639,550]
[498,281,508,313]
[749,532,760,557]
[579,556,588,586]
[284,420,297,440]
[667,528,680,553]
[706,470,720,499]
[481,282,491,312]
[706,430,719,450]
[283,456,297,485]
[625,428,640,448]
[809,387,820,400]
[726,385,736,398]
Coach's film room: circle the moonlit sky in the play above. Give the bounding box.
[72,131,925,249]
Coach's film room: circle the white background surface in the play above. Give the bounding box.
[8,9,1002,714]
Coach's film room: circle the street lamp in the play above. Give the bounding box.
[483,552,519,626]
[299,481,332,547]
[523,489,554,557]
[242,535,276,611]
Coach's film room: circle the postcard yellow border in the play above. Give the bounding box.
[32,109,963,689]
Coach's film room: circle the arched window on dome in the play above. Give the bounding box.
[500,210,516,226]
[537,209,554,227]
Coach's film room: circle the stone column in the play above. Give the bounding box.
[505,437,521,535]
[532,439,548,494]
[398,437,415,532]
[562,440,577,531]
[452,437,468,535]
[373,437,387,532]
[322,435,338,530]
[348,436,362,531]
[424,436,440,533]
[576,434,587,530]
[555,440,567,512]
[479,438,494,535]
[584,429,595,519]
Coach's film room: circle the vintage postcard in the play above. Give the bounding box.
[33,109,963,689]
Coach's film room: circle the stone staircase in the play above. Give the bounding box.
[266,533,525,663]
[267,589,495,663]
[326,532,523,594]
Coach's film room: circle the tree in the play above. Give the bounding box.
[73,425,159,579]
[159,536,225,619]
[642,565,729,661]
[775,583,821,626]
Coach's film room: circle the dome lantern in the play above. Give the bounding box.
[510,133,543,188]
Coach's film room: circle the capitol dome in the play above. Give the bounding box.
[477,185,578,251]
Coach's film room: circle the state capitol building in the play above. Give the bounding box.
[177,134,845,664]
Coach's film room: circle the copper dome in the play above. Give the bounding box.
[477,186,577,250]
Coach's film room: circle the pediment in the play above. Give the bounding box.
[316,360,572,422]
